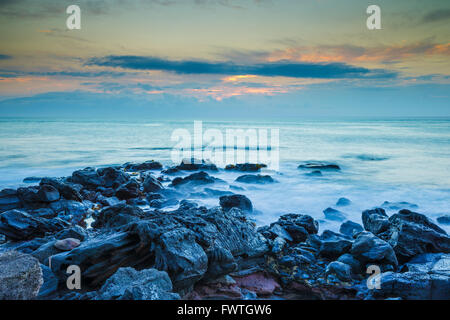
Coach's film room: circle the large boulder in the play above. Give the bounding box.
[0,251,43,300]
[92,203,146,229]
[350,231,398,268]
[260,214,319,244]
[49,200,89,226]
[362,208,390,235]
[40,178,82,202]
[318,230,353,260]
[142,175,163,193]
[71,167,103,189]
[36,184,60,203]
[115,180,140,200]
[0,210,68,241]
[219,194,253,213]
[339,220,363,237]
[97,167,129,189]
[0,189,22,213]
[98,267,180,300]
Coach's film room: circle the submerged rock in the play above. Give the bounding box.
[336,197,351,207]
[0,251,43,300]
[437,215,450,225]
[339,220,363,237]
[381,201,418,211]
[171,171,222,187]
[124,160,163,172]
[298,162,340,170]
[323,207,346,222]
[225,163,267,172]
[219,194,253,213]
[235,174,275,184]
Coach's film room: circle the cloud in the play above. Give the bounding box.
[87,55,396,79]
[0,54,11,60]
[423,9,450,23]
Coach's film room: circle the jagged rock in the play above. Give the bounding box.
[149,198,178,209]
[271,237,286,254]
[55,226,88,241]
[437,215,450,225]
[39,178,82,202]
[37,264,58,299]
[225,163,267,172]
[0,189,22,212]
[318,230,353,260]
[339,220,363,237]
[0,210,68,241]
[337,253,362,274]
[31,240,62,264]
[350,231,398,268]
[219,194,253,212]
[362,208,390,235]
[36,184,60,203]
[381,209,450,263]
[204,245,237,279]
[170,171,222,187]
[336,197,351,206]
[92,203,146,229]
[326,261,352,282]
[0,251,43,300]
[49,200,88,225]
[54,238,81,251]
[125,160,163,171]
[176,158,218,172]
[142,175,163,193]
[71,167,103,189]
[98,267,179,300]
[323,207,346,222]
[262,214,319,244]
[115,180,140,200]
[235,174,275,184]
[298,162,340,170]
[97,167,129,189]
[96,195,123,207]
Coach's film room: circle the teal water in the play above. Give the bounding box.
[1,118,449,231]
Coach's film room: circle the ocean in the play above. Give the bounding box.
[1,117,449,232]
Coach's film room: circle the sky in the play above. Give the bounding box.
[0,0,449,119]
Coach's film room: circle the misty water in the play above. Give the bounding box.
[0,118,449,233]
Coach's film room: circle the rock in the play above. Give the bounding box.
[96,195,123,207]
[54,238,81,251]
[326,261,352,282]
[337,253,362,274]
[170,171,222,187]
[298,162,340,170]
[37,264,58,299]
[92,203,146,229]
[0,251,43,300]
[382,209,450,263]
[49,200,88,225]
[219,194,253,213]
[149,198,179,209]
[323,207,346,222]
[115,180,140,200]
[98,267,179,300]
[203,188,233,197]
[29,208,56,219]
[37,184,60,202]
[40,178,82,202]
[306,170,322,177]
[31,241,62,264]
[97,167,129,189]
[235,174,275,184]
[0,210,68,241]
[142,175,163,193]
[437,215,450,225]
[233,272,281,296]
[16,186,41,204]
[179,200,198,210]
[336,197,351,206]
[55,225,88,241]
[71,167,103,189]
[339,220,363,237]
[350,231,398,268]
[263,214,318,244]
[271,237,286,254]
[318,230,353,260]
[204,244,237,280]
[381,201,418,211]
[176,158,218,172]
[0,189,21,212]
[362,208,390,235]
[125,160,163,171]
[23,177,44,183]
[225,163,267,172]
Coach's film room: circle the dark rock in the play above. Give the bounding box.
[98,267,179,300]
[149,198,179,209]
[219,194,253,213]
[71,167,103,189]
[323,207,346,222]
[55,225,88,241]
[125,160,163,172]
[96,195,123,207]
[40,178,82,202]
[97,167,129,189]
[23,177,44,183]
[176,158,218,172]
[37,184,60,203]
[92,203,146,229]
[325,261,352,282]
[0,210,68,241]
[0,251,43,300]
[31,241,62,264]
[437,215,450,225]
[29,208,56,219]
[54,238,81,251]
[298,162,340,170]
[337,253,362,274]
[336,197,351,206]
[115,180,140,200]
[142,175,163,193]
[204,188,234,197]
[16,186,40,204]
[49,200,88,225]
[225,163,267,172]
[263,214,318,244]
[362,208,390,235]
[0,189,22,212]
[306,170,322,176]
[170,171,221,187]
[146,193,163,202]
[37,264,58,299]
[350,231,398,268]
[235,174,275,184]
[319,230,353,260]
[339,220,363,237]
[179,200,198,210]
[381,201,418,211]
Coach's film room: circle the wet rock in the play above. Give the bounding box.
[219,194,253,213]
[339,220,363,237]
[271,237,286,254]
[55,226,88,241]
[225,163,267,172]
[37,184,60,203]
[326,261,352,282]
[235,174,275,184]
[16,186,40,204]
[204,245,237,280]
[37,264,58,299]
[318,230,353,260]
[96,195,123,207]
[92,203,146,229]
[362,208,390,235]
[29,208,56,219]
[337,253,362,274]
[49,200,88,225]
[97,167,129,189]
[98,267,179,300]
[176,158,218,172]
[323,207,346,222]
[233,272,281,296]
[54,238,80,251]
[125,160,163,172]
[40,178,82,202]
[381,201,418,211]
[350,231,398,268]
[23,177,44,183]
[203,188,233,197]
[437,215,450,225]
[171,171,222,187]
[115,180,140,200]
[0,189,22,213]
[336,197,351,207]
[306,170,322,177]
[298,162,340,170]
[179,200,198,210]
[0,251,43,300]
[71,167,103,189]
[263,214,319,244]
[142,174,163,193]
[31,241,62,265]
[382,209,450,263]
[149,198,179,209]
[0,210,68,241]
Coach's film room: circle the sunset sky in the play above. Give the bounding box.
[0,0,449,118]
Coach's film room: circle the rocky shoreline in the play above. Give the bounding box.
[0,159,449,300]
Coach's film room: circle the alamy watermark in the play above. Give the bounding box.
[170,121,280,170]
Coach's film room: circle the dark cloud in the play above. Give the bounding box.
[87,55,397,79]
[0,54,12,60]
[423,9,450,23]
